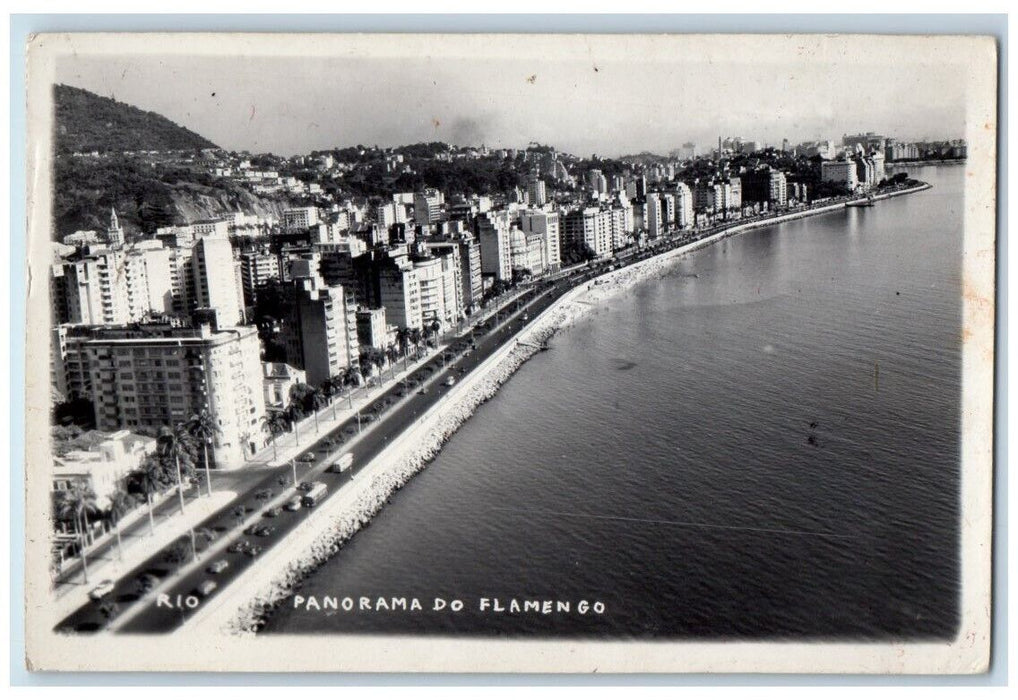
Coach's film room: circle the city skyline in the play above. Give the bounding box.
[54,35,969,158]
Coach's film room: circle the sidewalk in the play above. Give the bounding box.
[51,489,238,622]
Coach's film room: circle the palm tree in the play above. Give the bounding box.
[386,344,399,381]
[136,456,163,536]
[408,328,423,360]
[261,412,288,461]
[396,328,411,370]
[285,399,304,444]
[157,426,189,516]
[105,487,133,562]
[308,387,328,434]
[186,410,219,498]
[55,483,99,584]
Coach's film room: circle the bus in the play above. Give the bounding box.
[301,482,328,508]
[327,452,354,473]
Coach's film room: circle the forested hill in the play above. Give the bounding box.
[54,84,218,155]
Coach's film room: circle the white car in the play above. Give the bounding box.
[88,579,115,601]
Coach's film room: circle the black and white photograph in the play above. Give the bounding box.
[21,31,997,673]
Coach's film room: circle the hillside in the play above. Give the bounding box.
[51,86,297,239]
[52,156,294,239]
[54,84,218,155]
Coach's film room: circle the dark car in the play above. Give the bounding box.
[298,481,315,493]
[299,452,316,463]
[136,573,161,595]
[227,540,250,554]
[263,507,282,518]
[244,545,263,557]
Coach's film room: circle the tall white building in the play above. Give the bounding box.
[674,183,694,228]
[562,207,613,259]
[526,177,547,207]
[645,193,664,238]
[378,256,423,331]
[821,160,860,189]
[519,210,561,271]
[282,272,360,387]
[52,242,175,326]
[239,250,281,306]
[477,211,515,281]
[414,189,443,225]
[192,236,244,328]
[413,253,460,331]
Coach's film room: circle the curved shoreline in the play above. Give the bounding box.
[188,182,930,636]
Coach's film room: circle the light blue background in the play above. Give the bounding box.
[9,12,1008,686]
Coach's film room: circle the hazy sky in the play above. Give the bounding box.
[55,39,969,157]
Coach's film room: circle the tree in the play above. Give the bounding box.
[55,483,99,584]
[396,328,412,369]
[261,412,289,461]
[134,456,164,536]
[408,328,423,358]
[307,387,328,434]
[285,387,309,444]
[186,410,219,498]
[105,487,133,562]
[156,426,193,516]
[385,344,399,380]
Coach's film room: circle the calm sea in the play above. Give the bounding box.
[265,165,963,639]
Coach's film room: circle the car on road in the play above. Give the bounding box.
[227,540,250,554]
[263,506,282,518]
[284,495,303,511]
[196,580,218,597]
[253,525,275,537]
[298,481,315,492]
[445,376,456,387]
[300,452,316,463]
[207,559,229,575]
[243,525,259,536]
[244,545,263,557]
[136,573,161,595]
[418,387,428,395]
[255,488,274,501]
[88,579,115,601]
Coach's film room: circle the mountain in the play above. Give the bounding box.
[54,84,218,155]
[51,86,300,239]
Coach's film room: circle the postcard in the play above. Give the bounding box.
[22,32,996,673]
